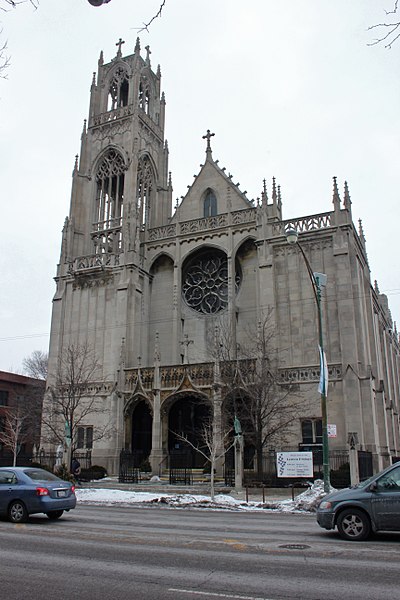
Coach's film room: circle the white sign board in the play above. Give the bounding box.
[328,424,337,438]
[276,452,313,478]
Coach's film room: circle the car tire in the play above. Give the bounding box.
[337,508,371,541]
[8,500,28,524]
[46,510,64,520]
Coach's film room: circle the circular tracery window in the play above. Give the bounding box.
[182,250,241,314]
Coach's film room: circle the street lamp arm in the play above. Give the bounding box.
[295,241,319,306]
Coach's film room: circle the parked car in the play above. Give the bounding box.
[317,461,400,541]
[0,467,76,523]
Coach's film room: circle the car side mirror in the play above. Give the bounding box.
[369,481,378,492]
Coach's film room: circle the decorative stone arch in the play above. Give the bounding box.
[91,147,129,254]
[123,393,153,460]
[233,236,258,260]
[201,187,218,217]
[233,237,258,322]
[162,389,213,468]
[106,63,131,111]
[149,251,175,275]
[181,246,242,315]
[138,70,155,116]
[136,152,158,229]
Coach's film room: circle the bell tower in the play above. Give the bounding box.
[49,38,173,383]
[65,37,171,263]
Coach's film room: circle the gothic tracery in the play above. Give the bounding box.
[182,250,242,314]
[93,149,125,253]
[136,155,154,228]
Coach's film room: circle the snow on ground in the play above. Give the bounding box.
[75,480,332,513]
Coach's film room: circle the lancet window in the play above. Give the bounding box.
[138,82,150,115]
[107,67,129,111]
[93,149,125,253]
[136,155,154,229]
[203,189,217,217]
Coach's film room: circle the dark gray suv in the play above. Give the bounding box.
[317,461,400,541]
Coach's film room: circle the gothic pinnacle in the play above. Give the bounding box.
[135,37,140,53]
[332,176,340,210]
[344,180,352,210]
[272,177,277,203]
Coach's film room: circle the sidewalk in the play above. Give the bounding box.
[80,477,303,503]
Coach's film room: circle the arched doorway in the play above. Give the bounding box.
[131,400,152,468]
[168,394,212,468]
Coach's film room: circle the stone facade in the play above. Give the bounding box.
[45,40,400,476]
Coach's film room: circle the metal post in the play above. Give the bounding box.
[315,277,330,493]
[285,230,331,493]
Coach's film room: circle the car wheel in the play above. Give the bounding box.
[337,508,371,541]
[46,510,64,520]
[8,500,28,524]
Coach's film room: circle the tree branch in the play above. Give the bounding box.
[135,0,167,33]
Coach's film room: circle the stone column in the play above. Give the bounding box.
[234,435,244,491]
[348,432,360,486]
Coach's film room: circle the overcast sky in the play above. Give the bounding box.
[1,0,399,373]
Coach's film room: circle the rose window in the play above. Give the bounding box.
[182,250,241,314]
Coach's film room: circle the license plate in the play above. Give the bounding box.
[57,490,67,498]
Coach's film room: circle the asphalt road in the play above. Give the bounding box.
[1,504,399,600]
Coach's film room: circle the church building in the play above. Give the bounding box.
[45,39,400,479]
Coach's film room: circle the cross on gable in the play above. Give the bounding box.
[116,38,125,56]
[202,129,215,153]
[145,45,152,62]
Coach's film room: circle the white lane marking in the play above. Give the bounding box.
[168,589,275,600]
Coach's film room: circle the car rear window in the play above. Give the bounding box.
[23,469,61,482]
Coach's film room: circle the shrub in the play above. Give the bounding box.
[79,465,107,481]
[54,463,75,483]
[139,458,152,473]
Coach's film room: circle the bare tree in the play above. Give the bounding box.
[369,1,400,48]
[23,350,48,380]
[0,380,43,465]
[173,419,234,500]
[0,1,38,10]
[214,311,308,478]
[0,1,38,77]
[42,342,114,457]
[0,405,28,465]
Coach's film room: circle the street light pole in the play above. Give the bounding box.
[285,228,331,493]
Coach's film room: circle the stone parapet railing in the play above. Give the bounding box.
[69,253,120,274]
[273,212,332,236]
[279,363,342,384]
[147,207,257,243]
[91,105,133,127]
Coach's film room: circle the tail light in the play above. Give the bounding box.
[36,487,49,496]
[71,485,75,494]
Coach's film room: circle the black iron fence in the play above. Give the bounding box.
[229,448,374,489]
[119,450,141,483]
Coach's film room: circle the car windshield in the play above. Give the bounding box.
[23,469,61,482]
[354,463,400,489]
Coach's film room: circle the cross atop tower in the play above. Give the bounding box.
[145,45,151,65]
[202,129,215,156]
[116,38,125,58]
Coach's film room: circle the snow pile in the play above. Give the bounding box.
[75,480,334,513]
[278,480,336,513]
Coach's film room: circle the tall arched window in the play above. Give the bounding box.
[107,67,129,111]
[203,189,217,217]
[136,155,154,229]
[93,149,125,253]
[138,81,150,115]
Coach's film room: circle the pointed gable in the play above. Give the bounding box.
[172,133,253,223]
